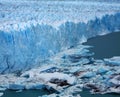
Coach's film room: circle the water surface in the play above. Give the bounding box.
[2,90,50,97]
[84,32,120,59]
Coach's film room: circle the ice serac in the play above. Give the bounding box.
[0,0,120,73]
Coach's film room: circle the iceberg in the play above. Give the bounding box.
[33,72,76,85]
[104,56,120,66]
[0,93,3,97]
[97,67,108,74]
[81,71,96,78]
[109,75,120,86]
[9,84,25,90]
[108,87,120,94]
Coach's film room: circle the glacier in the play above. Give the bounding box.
[0,45,120,96]
[0,0,120,73]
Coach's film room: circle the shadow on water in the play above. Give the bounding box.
[83,32,120,59]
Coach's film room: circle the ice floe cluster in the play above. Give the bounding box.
[0,45,120,97]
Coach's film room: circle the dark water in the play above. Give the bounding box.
[1,90,120,97]
[80,90,120,97]
[1,90,50,97]
[84,32,120,59]
[1,32,120,97]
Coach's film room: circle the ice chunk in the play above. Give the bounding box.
[41,94,58,97]
[25,83,36,90]
[81,72,96,78]
[21,71,34,78]
[0,87,6,91]
[38,72,76,85]
[9,84,25,90]
[97,67,108,74]
[109,75,120,86]
[40,67,60,73]
[108,87,120,94]
[104,56,120,66]
[0,92,3,97]
[34,84,45,90]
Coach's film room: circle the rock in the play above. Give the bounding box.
[49,78,70,86]
[85,84,98,90]
[85,84,104,94]
[73,71,85,76]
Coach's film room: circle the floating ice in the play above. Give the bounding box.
[9,84,25,90]
[0,45,120,96]
[104,56,120,66]
[0,93,3,97]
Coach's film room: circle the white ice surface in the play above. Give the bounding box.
[0,0,120,32]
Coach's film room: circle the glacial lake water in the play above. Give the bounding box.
[1,32,120,97]
[84,32,120,59]
[1,89,120,97]
[1,90,50,97]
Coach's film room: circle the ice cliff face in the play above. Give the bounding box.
[0,0,120,73]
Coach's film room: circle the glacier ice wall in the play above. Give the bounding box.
[0,0,120,73]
